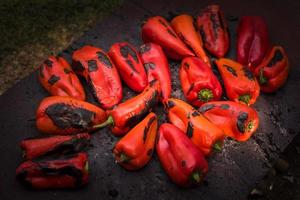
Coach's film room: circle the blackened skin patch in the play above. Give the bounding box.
[224,65,237,77]
[199,104,215,113]
[144,62,156,72]
[72,61,85,72]
[48,75,60,85]
[187,83,195,95]
[44,59,53,68]
[88,60,98,72]
[184,62,190,69]
[166,100,175,109]
[64,68,71,74]
[46,103,95,130]
[267,49,284,67]
[143,116,156,143]
[210,13,220,37]
[217,11,225,30]
[191,110,200,117]
[199,26,207,44]
[97,51,112,68]
[158,19,168,27]
[140,44,151,54]
[242,67,255,80]
[167,29,177,38]
[237,112,248,133]
[126,60,137,73]
[120,45,139,63]
[147,148,153,156]
[220,104,230,110]
[187,121,194,138]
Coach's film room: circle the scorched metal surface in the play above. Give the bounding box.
[1,0,300,199]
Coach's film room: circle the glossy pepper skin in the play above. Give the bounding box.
[113,112,157,170]
[171,14,211,67]
[140,43,171,103]
[94,80,160,136]
[21,133,90,160]
[108,42,148,92]
[214,58,260,105]
[254,46,289,93]
[180,57,222,107]
[72,45,122,109]
[166,98,224,156]
[237,16,270,71]
[196,5,229,58]
[199,101,259,141]
[141,16,194,60]
[36,96,107,135]
[156,123,208,187]
[16,153,88,189]
[38,56,86,100]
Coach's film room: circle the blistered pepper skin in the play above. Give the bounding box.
[38,56,85,100]
[140,43,171,103]
[180,57,222,107]
[199,101,259,141]
[196,5,229,58]
[141,16,194,60]
[254,46,289,93]
[72,45,122,109]
[108,42,148,92]
[214,58,260,105]
[156,123,209,187]
[113,113,157,170]
[237,16,270,71]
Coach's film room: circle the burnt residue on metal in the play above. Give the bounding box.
[64,68,71,74]
[97,51,113,68]
[167,29,177,38]
[187,121,194,138]
[88,60,98,72]
[158,19,168,28]
[224,64,237,77]
[45,103,95,130]
[72,61,85,72]
[220,104,230,110]
[237,112,249,133]
[120,45,139,63]
[48,75,60,85]
[139,43,151,54]
[44,59,53,68]
[143,116,156,144]
[267,49,284,67]
[147,148,153,156]
[187,83,195,95]
[199,104,216,113]
[242,67,255,80]
[144,62,156,72]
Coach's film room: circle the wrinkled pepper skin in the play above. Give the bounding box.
[108,42,148,92]
[141,16,194,60]
[156,123,208,187]
[254,46,289,93]
[166,98,224,156]
[237,16,270,71]
[36,96,107,135]
[171,14,211,67]
[72,45,122,109]
[94,80,161,136]
[38,56,86,100]
[21,133,90,160]
[140,43,171,102]
[196,5,229,58]
[113,112,157,170]
[214,58,260,105]
[180,57,222,107]
[199,101,259,141]
[16,153,88,189]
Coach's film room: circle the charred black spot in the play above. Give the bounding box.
[187,83,195,95]
[149,79,157,87]
[147,148,153,156]
[237,112,248,133]
[184,62,190,69]
[267,49,284,67]
[166,100,175,109]
[220,104,230,110]
[224,65,237,77]
[120,45,139,63]
[191,110,200,117]
[217,11,225,30]
[242,67,255,80]
[140,43,151,54]
[199,104,216,113]
[88,60,98,72]
[48,75,60,85]
[97,51,112,68]
[199,26,207,44]
[64,68,71,74]
[158,19,168,27]
[39,65,44,78]
[167,29,177,38]
[72,61,85,72]
[126,60,137,73]
[143,116,156,143]
[44,59,53,67]
[45,103,95,130]
[187,121,194,138]
[144,62,156,72]
[210,13,220,38]
[181,160,186,167]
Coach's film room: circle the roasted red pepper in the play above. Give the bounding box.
[36,96,107,135]
[21,133,90,160]
[180,57,222,107]
[16,153,88,189]
[166,98,224,156]
[108,42,148,92]
[94,80,160,136]
[196,5,229,58]
[141,16,194,60]
[199,101,259,141]
[38,56,86,100]
[156,123,208,187]
[214,58,260,105]
[254,46,289,93]
[72,45,122,109]
[171,14,211,67]
[237,16,270,71]
[140,43,171,102]
[113,112,157,170]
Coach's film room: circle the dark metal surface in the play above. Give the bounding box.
[1,0,300,199]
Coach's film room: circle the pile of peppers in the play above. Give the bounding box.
[16,3,290,190]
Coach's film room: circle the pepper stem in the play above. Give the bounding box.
[191,171,202,184]
[198,89,214,102]
[213,141,223,152]
[246,120,254,132]
[84,161,89,172]
[259,69,268,85]
[239,94,251,105]
[93,115,114,129]
[117,153,131,163]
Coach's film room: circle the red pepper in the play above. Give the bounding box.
[36,96,107,135]
[140,43,171,103]
[113,112,157,170]
[199,101,259,141]
[156,123,208,187]
[21,133,90,160]
[94,80,160,136]
[38,56,86,100]
[166,98,224,156]
[141,16,194,60]
[196,5,229,58]
[108,42,148,92]
[171,14,211,67]
[16,153,89,189]
[237,16,270,71]
[214,58,260,105]
[254,46,289,93]
[72,45,122,109]
[180,57,222,107]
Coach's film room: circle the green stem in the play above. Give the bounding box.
[213,141,223,152]
[191,171,202,184]
[93,115,114,129]
[246,120,254,132]
[198,88,214,102]
[117,153,131,163]
[259,69,268,85]
[238,94,251,105]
